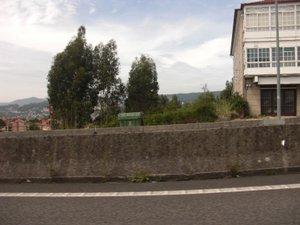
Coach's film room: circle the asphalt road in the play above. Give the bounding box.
[0,174,299,225]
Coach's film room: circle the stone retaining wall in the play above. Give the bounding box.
[0,118,299,181]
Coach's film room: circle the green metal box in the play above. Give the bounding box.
[118,112,143,127]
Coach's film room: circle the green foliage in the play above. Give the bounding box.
[98,115,119,128]
[228,162,240,178]
[157,95,169,111]
[164,95,182,112]
[215,99,232,120]
[0,119,5,129]
[144,107,196,125]
[129,171,150,183]
[93,40,126,121]
[230,93,249,117]
[192,92,218,122]
[144,92,217,125]
[217,80,249,119]
[47,26,125,129]
[48,26,96,129]
[125,55,159,113]
[28,119,40,130]
[220,80,233,101]
[50,118,60,130]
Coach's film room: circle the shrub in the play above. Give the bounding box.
[28,119,40,131]
[230,93,249,117]
[144,92,218,125]
[99,116,119,128]
[144,107,196,126]
[215,99,232,120]
[220,80,233,101]
[0,119,5,129]
[193,92,218,122]
[129,171,150,183]
[228,164,240,178]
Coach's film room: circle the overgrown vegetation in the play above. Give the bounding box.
[125,55,159,113]
[28,119,40,131]
[48,26,125,129]
[0,119,5,129]
[219,80,249,119]
[144,92,218,125]
[129,171,150,183]
[228,162,241,178]
[143,81,249,126]
[47,26,250,129]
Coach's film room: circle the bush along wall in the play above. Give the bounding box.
[144,92,218,126]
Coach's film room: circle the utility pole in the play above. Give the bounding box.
[275,0,281,118]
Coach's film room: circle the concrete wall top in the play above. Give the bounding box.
[1,117,300,139]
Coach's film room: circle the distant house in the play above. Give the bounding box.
[11,118,26,132]
[39,119,51,131]
[0,117,8,132]
[231,0,300,116]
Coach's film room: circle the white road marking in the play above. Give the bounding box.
[0,183,299,198]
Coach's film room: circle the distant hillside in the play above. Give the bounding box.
[166,91,220,103]
[0,92,221,119]
[0,97,46,106]
[0,101,49,119]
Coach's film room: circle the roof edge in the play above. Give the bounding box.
[230,0,300,56]
[230,9,239,56]
[241,0,299,9]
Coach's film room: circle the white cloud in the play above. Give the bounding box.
[1,0,77,26]
[0,0,78,53]
[0,0,234,101]
[0,42,52,102]
[87,18,231,82]
[88,1,96,14]
[177,37,232,69]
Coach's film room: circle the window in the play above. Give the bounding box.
[282,89,296,116]
[272,47,295,67]
[271,12,282,27]
[246,14,258,27]
[259,48,270,67]
[247,47,298,68]
[261,89,296,116]
[258,13,269,31]
[282,12,295,29]
[271,12,295,30]
[247,49,258,68]
[247,48,270,68]
[246,13,269,31]
[246,14,258,31]
[245,4,298,32]
[272,47,283,62]
[261,89,277,116]
[298,47,300,66]
[297,10,300,28]
[284,47,295,61]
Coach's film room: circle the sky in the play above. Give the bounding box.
[0,0,251,102]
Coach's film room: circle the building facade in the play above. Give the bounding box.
[11,118,26,132]
[231,0,300,117]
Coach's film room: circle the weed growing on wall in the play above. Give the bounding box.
[129,171,150,183]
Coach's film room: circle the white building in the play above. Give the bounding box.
[231,0,300,116]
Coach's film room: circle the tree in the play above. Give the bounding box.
[220,80,233,101]
[93,40,126,122]
[48,26,97,128]
[157,95,169,111]
[193,92,217,122]
[28,119,40,131]
[0,119,5,129]
[126,55,159,113]
[165,95,182,111]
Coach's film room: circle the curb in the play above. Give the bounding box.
[0,167,299,184]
